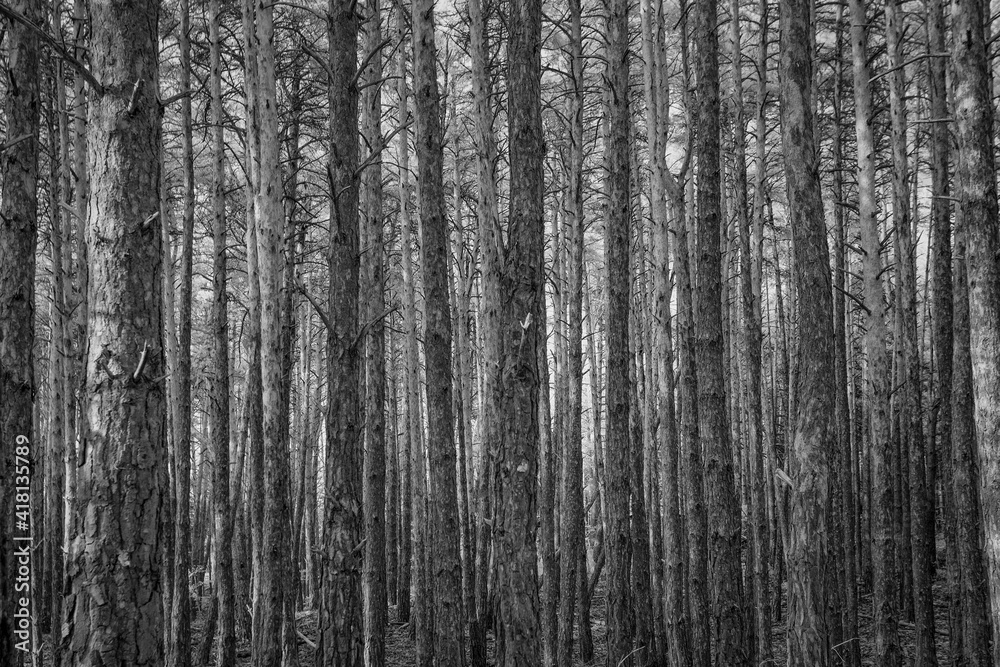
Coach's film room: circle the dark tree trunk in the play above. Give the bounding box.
[0,0,40,663]
[693,0,749,659]
[318,0,363,662]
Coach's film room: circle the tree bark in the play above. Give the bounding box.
[318,0,363,662]
[693,0,749,659]
[209,0,236,662]
[557,0,586,660]
[0,0,39,662]
[361,1,388,663]
[778,0,834,658]
[848,0,901,659]
[951,0,1000,655]
[412,0,467,660]
[603,0,634,660]
[62,0,166,661]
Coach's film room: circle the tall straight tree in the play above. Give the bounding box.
[778,0,834,658]
[171,0,196,662]
[251,1,295,664]
[849,0,900,659]
[493,0,545,661]
[885,1,936,658]
[318,0,364,662]
[361,0,388,663]
[693,0,748,659]
[603,0,634,660]
[468,0,501,657]
[952,0,1000,654]
[0,0,39,663]
[411,0,466,660]
[557,0,586,660]
[209,0,236,662]
[62,0,167,662]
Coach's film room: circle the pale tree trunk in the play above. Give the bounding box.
[557,0,586,659]
[950,206,993,666]
[778,0,834,659]
[603,0,634,659]
[252,1,294,664]
[467,0,501,658]
[0,0,39,662]
[849,0,901,659]
[318,0,363,662]
[951,0,1000,655]
[170,0,195,662]
[63,0,166,662]
[394,6,414,626]
[361,0,387,663]
[412,0,466,660]
[209,0,235,662]
[239,0,263,644]
[693,0,748,659]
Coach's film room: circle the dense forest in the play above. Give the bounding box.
[1,0,1000,663]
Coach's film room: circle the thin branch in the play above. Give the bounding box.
[0,1,103,93]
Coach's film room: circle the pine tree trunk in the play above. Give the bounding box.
[62,0,166,661]
[849,0,902,659]
[412,0,467,660]
[926,0,958,656]
[209,0,236,661]
[950,207,993,665]
[361,1,388,662]
[778,0,835,658]
[693,0,749,658]
[467,0,502,658]
[170,0,195,662]
[0,0,39,662]
[951,0,1000,655]
[318,0,363,662]
[394,6,414,626]
[603,0,634,659]
[557,0,586,659]
[492,0,545,661]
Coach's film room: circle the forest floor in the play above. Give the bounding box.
[187,567,954,666]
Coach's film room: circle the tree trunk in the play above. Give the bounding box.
[0,0,39,662]
[170,0,195,662]
[318,0,363,662]
[950,205,993,665]
[251,2,295,665]
[209,0,236,662]
[412,0,467,660]
[62,0,166,661]
[361,1,388,662]
[557,0,586,660]
[778,0,834,658]
[951,0,1000,655]
[848,0,901,659]
[492,0,545,661]
[603,0,634,659]
[693,0,749,658]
